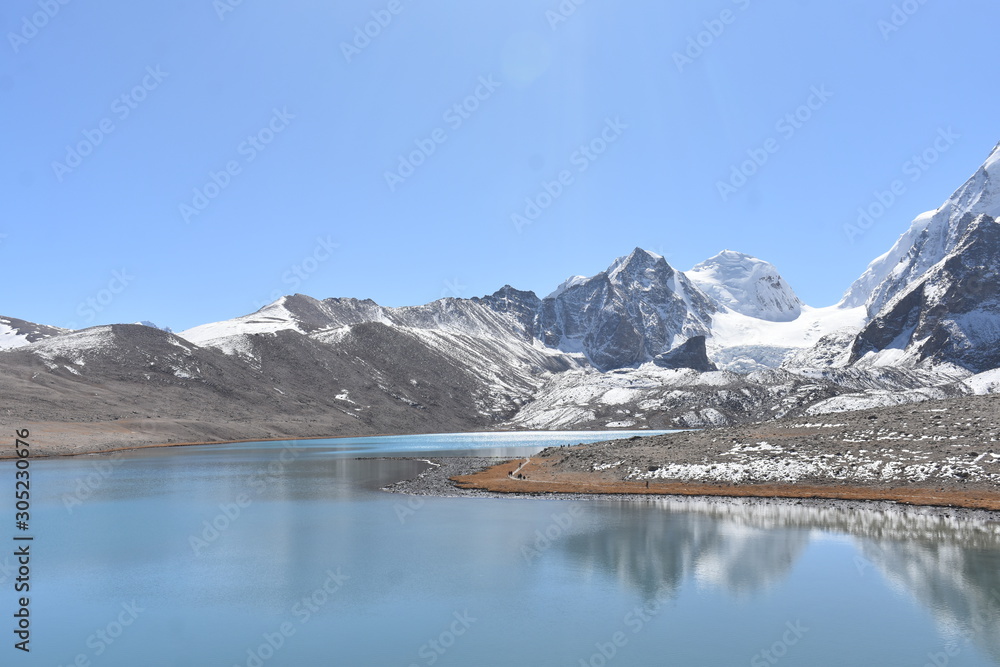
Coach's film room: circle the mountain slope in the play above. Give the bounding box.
[711,304,867,373]
[843,142,1000,314]
[849,214,1000,372]
[182,286,580,419]
[679,252,865,373]
[0,315,67,350]
[180,294,393,351]
[0,322,549,453]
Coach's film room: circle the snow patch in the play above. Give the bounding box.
[963,369,1000,395]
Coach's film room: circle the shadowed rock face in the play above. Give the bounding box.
[472,285,541,340]
[850,214,1000,372]
[843,141,1000,314]
[653,336,717,372]
[536,248,716,371]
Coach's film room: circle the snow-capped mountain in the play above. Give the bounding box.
[5,140,1000,442]
[678,250,864,373]
[686,250,803,322]
[710,303,867,373]
[843,142,1000,315]
[536,248,716,371]
[0,319,578,447]
[181,248,862,376]
[671,251,863,373]
[182,290,582,422]
[792,144,1000,374]
[182,289,545,349]
[849,213,1000,372]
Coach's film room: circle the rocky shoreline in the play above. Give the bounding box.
[382,394,1000,516]
[382,457,510,497]
[380,456,1000,521]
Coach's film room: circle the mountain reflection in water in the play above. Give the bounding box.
[558,499,1000,662]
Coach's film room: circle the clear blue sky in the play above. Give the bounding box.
[3,0,998,331]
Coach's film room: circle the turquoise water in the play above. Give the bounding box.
[4,431,1000,666]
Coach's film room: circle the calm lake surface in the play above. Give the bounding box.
[6,431,1000,666]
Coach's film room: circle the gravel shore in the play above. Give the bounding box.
[382,457,511,497]
[380,456,1000,521]
[382,394,1000,516]
[535,394,1000,493]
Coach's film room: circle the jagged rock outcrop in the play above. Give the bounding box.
[653,336,717,371]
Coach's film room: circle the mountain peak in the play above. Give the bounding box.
[477,285,541,313]
[135,321,173,333]
[985,141,1000,172]
[715,249,751,260]
[634,246,663,259]
[537,247,715,370]
[843,140,1000,313]
[607,247,667,282]
[848,213,1000,372]
[695,249,760,268]
[546,275,588,300]
[623,247,664,262]
[545,246,670,299]
[686,251,803,322]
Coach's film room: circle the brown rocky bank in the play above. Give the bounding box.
[453,394,1000,511]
